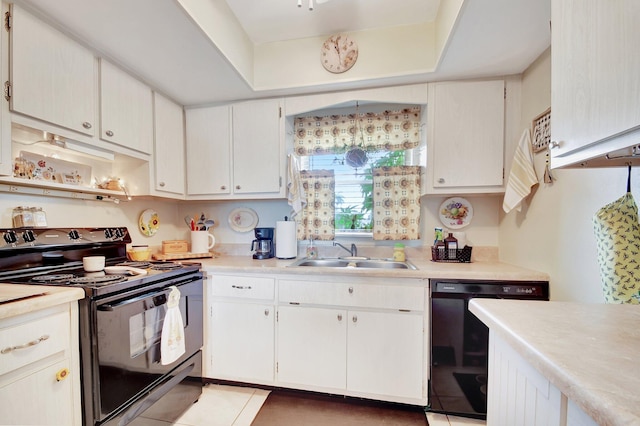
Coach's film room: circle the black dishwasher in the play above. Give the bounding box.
[429,279,549,419]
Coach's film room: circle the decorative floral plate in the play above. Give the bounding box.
[439,197,473,229]
[139,209,160,236]
[228,208,259,232]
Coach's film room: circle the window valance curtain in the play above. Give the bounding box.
[372,166,421,240]
[294,106,421,156]
[295,170,336,241]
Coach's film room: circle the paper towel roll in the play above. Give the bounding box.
[276,221,297,259]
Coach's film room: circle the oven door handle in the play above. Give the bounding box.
[98,289,169,312]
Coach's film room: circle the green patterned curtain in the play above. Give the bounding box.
[372,166,421,240]
[294,107,421,156]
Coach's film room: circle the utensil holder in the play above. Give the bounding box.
[431,245,473,263]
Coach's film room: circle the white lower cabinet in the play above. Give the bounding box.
[210,301,274,383]
[277,305,347,390]
[488,332,597,426]
[206,272,428,405]
[206,274,275,385]
[0,303,81,425]
[277,277,427,404]
[346,310,424,399]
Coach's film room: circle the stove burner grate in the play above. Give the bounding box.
[117,261,152,269]
[69,275,128,285]
[31,274,76,283]
[151,262,182,270]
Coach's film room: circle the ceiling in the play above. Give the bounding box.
[16,0,551,107]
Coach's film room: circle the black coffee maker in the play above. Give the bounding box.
[251,227,275,259]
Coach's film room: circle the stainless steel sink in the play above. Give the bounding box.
[289,257,417,270]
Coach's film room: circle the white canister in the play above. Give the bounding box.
[275,221,297,259]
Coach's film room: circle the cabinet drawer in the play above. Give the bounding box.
[0,310,69,376]
[279,280,424,311]
[212,275,275,300]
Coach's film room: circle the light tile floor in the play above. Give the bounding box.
[131,384,486,426]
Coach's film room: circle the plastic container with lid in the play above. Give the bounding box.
[393,243,406,261]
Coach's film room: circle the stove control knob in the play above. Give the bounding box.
[22,229,36,244]
[3,230,18,245]
[114,228,124,239]
[68,229,80,240]
[104,228,114,239]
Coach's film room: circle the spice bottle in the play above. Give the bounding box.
[444,233,458,260]
[393,243,406,261]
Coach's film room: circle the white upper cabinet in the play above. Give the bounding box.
[99,59,153,154]
[231,99,283,196]
[426,80,505,194]
[185,105,232,197]
[550,0,640,168]
[152,92,185,197]
[185,98,284,200]
[9,4,96,136]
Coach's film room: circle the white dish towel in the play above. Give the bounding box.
[503,129,539,213]
[287,154,307,218]
[160,286,185,365]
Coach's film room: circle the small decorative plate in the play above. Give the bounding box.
[139,209,160,236]
[228,208,259,233]
[439,197,473,229]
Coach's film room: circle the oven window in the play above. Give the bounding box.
[129,305,165,358]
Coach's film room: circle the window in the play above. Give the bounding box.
[301,150,409,234]
[294,105,423,240]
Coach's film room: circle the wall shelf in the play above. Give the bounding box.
[0,177,130,203]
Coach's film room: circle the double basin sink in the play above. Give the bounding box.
[289,257,417,270]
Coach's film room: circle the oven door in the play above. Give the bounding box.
[94,277,203,422]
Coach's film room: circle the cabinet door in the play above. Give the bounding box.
[277,305,346,389]
[429,80,504,191]
[551,0,640,159]
[10,4,95,136]
[209,301,274,383]
[347,310,424,400]
[232,99,283,195]
[153,93,185,197]
[0,358,75,425]
[100,59,153,154]
[185,106,231,196]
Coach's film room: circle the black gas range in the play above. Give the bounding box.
[0,227,204,426]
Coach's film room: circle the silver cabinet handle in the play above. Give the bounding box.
[348,286,354,294]
[159,182,165,187]
[221,186,227,190]
[1,335,50,354]
[438,178,445,184]
[231,285,252,290]
[264,308,270,316]
[352,315,358,323]
[82,121,92,129]
[235,185,241,190]
[337,313,342,321]
[105,130,114,137]
[549,140,560,149]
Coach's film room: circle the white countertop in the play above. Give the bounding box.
[469,299,640,426]
[0,284,84,320]
[198,254,549,282]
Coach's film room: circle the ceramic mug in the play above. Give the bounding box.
[83,256,105,272]
[191,231,215,253]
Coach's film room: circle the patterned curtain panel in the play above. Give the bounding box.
[296,170,336,241]
[294,107,421,156]
[372,166,421,240]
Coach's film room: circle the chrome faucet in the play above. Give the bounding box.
[333,241,358,257]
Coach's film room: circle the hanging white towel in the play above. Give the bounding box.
[287,154,307,218]
[160,286,185,365]
[503,129,539,213]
